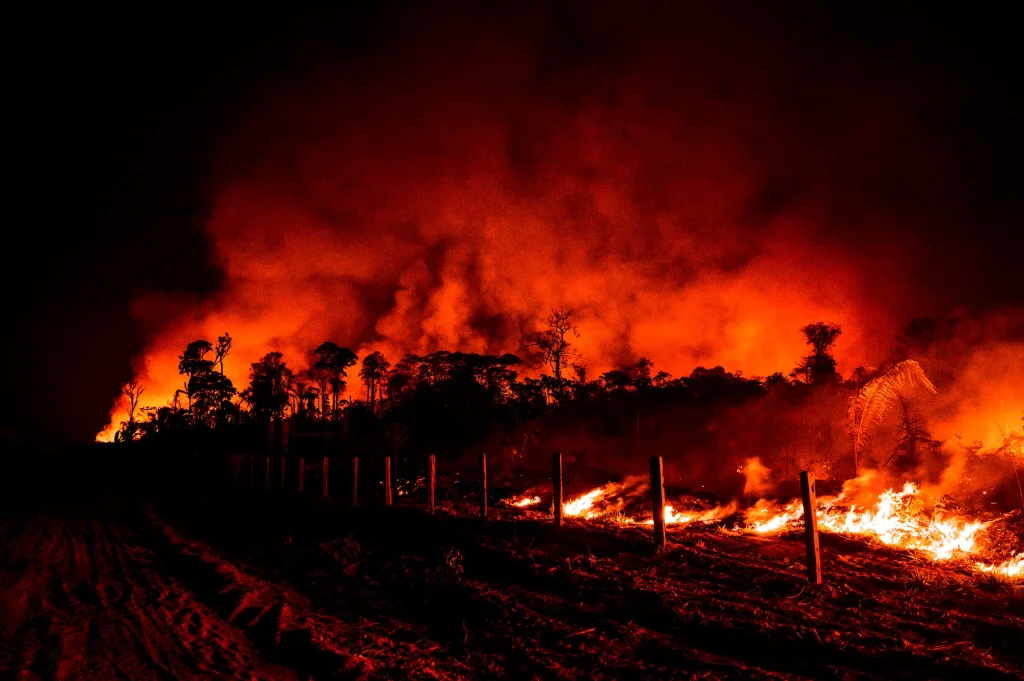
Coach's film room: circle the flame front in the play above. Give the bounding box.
[509,495,542,508]
[564,488,606,519]
[745,483,1021,579]
[541,476,1021,579]
[559,480,735,527]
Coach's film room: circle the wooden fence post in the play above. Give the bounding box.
[480,452,488,519]
[552,452,563,528]
[323,457,330,499]
[265,456,271,489]
[428,454,436,514]
[800,471,822,584]
[298,457,305,493]
[351,457,359,506]
[280,457,286,489]
[385,456,393,506]
[650,455,666,547]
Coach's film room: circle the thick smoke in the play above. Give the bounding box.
[99,5,1017,439]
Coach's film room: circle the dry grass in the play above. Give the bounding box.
[150,489,1024,680]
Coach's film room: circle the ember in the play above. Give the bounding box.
[508,495,542,508]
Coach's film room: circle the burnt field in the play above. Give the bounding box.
[1,451,1021,680]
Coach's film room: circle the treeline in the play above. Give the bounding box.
[116,310,987,486]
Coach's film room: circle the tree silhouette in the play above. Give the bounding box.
[310,366,332,420]
[176,338,237,426]
[242,352,293,423]
[314,342,358,419]
[116,379,145,441]
[522,307,581,403]
[631,357,655,390]
[122,379,144,423]
[600,369,633,392]
[794,322,842,385]
[178,339,215,411]
[289,372,318,418]
[214,332,232,374]
[360,351,390,413]
[191,371,237,427]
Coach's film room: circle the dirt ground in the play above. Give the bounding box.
[1,460,1022,680]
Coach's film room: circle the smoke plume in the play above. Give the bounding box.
[98,5,1020,439]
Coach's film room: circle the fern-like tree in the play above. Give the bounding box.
[848,360,937,476]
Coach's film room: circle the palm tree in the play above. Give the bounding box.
[847,360,937,475]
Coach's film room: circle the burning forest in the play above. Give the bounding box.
[6,2,1024,679]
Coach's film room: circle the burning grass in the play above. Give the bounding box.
[150,481,1024,679]
[743,481,1023,578]
[505,472,1023,580]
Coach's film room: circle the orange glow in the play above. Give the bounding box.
[507,495,542,508]
[95,50,919,440]
[745,482,1022,579]
[560,479,735,527]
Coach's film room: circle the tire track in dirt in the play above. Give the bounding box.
[0,512,300,680]
[448,522,1022,680]
[177,506,794,678]
[144,508,475,680]
[193,502,1020,680]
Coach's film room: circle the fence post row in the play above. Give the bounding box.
[480,452,488,519]
[428,454,436,514]
[323,457,329,499]
[351,457,359,506]
[650,455,666,548]
[552,451,563,528]
[800,471,822,584]
[225,456,824,584]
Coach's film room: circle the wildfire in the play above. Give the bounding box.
[644,503,739,526]
[747,499,804,534]
[560,480,736,527]
[744,482,1022,579]
[975,554,1022,578]
[508,495,542,508]
[661,505,693,525]
[552,476,1021,579]
[564,487,606,518]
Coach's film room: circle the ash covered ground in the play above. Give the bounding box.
[1,451,1021,680]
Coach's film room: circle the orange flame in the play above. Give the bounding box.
[508,495,542,508]
[745,483,1021,579]
[560,479,734,527]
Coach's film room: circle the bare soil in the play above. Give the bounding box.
[1,458,1021,680]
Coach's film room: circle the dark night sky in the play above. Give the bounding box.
[5,2,1022,443]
